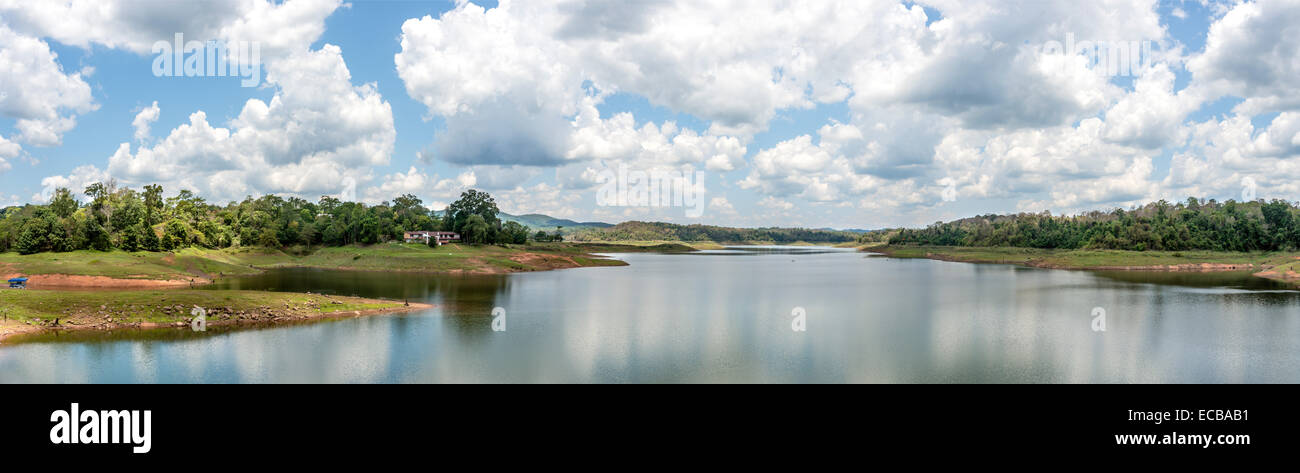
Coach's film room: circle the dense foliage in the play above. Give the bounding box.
[572,221,858,243]
[888,198,1300,252]
[0,182,533,254]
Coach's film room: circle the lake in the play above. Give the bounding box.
[3,246,1299,383]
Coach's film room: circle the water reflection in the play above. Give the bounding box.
[2,247,1299,383]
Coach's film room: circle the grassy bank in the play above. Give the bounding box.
[281,243,638,273]
[0,250,260,282]
[869,245,1300,284]
[0,289,426,344]
[0,242,659,286]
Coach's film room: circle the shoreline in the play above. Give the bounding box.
[246,255,627,277]
[0,244,632,343]
[867,245,1299,285]
[2,256,624,288]
[0,272,209,289]
[0,298,433,345]
[0,244,643,289]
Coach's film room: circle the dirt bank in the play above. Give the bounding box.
[0,319,43,343]
[509,252,582,270]
[1028,261,1259,272]
[1254,268,1300,285]
[881,248,1262,273]
[1,272,208,289]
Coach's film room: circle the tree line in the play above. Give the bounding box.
[0,182,540,254]
[572,221,859,243]
[887,198,1300,252]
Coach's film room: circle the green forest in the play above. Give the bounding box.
[0,182,545,255]
[887,198,1300,252]
[573,221,858,243]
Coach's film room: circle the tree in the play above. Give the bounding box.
[162,219,190,250]
[444,190,500,236]
[79,217,110,251]
[463,214,490,244]
[1262,200,1298,249]
[15,219,49,254]
[143,184,165,225]
[502,221,530,244]
[140,224,162,252]
[111,195,145,231]
[392,194,427,230]
[168,189,206,224]
[46,214,72,252]
[120,224,142,252]
[49,188,78,219]
[83,180,119,228]
[83,181,111,208]
[257,227,281,247]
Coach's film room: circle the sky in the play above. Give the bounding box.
[1,0,1298,230]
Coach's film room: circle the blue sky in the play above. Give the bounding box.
[2,0,1298,229]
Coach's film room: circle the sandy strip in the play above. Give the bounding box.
[0,319,44,344]
[1,273,209,289]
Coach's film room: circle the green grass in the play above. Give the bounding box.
[270,242,645,272]
[177,247,297,270]
[295,244,524,272]
[1257,258,1300,284]
[0,250,197,280]
[0,243,631,280]
[834,241,881,249]
[871,245,1291,269]
[0,248,287,280]
[0,289,403,325]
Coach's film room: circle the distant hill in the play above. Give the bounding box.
[432,210,613,233]
[817,227,876,234]
[500,213,613,231]
[572,221,859,243]
[437,209,866,237]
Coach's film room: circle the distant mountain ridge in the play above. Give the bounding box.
[440,209,868,234]
[432,209,613,232]
[571,221,859,243]
[499,213,614,230]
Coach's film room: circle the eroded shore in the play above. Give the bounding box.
[0,289,433,345]
[867,245,1300,286]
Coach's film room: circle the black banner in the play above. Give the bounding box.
[1,384,1292,464]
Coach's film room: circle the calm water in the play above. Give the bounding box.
[3,246,1300,383]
